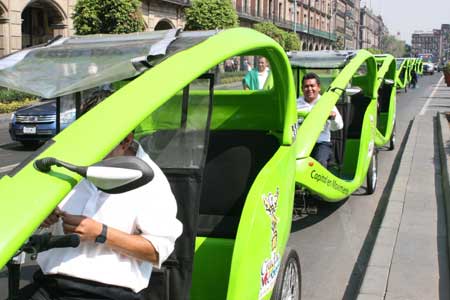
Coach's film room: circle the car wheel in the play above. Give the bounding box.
[388,123,396,151]
[366,151,378,195]
[271,247,301,300]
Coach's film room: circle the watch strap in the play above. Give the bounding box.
[95,224,108,244]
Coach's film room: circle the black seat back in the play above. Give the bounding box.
[347,93,371,139]
[197,131,280,238]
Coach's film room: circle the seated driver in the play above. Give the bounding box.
[297,72,343,168]
[18,90,182,300]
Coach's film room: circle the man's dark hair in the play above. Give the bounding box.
[302,72,321,87]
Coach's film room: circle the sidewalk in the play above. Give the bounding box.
[358,79,450,300]
[0,113,10,125]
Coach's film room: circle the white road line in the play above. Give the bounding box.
[419,76,444,116]
[0,163,19,173]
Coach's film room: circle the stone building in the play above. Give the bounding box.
[334,0,359,50]
[411,29,441,62]
[0,0,188,57]
[234,0,337,51]
[359,6,385,50]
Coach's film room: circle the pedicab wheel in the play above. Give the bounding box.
[366,151,378,195]
[388,123,396,151]
[271,247,301,300]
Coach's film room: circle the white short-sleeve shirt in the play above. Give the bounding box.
[37,144,182,292]
[297,95,344,143]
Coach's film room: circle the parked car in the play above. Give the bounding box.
[9,99,75,146]
[423,63,435,75]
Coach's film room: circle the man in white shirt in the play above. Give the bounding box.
[297,72,344,168]
[18,91,182,300]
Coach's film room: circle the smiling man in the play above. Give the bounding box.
[297,72,343,168]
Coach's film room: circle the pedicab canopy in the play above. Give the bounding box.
[0,29,216,99]
[288,50,357,69]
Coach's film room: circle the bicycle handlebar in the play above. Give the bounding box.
[21,233,80,255]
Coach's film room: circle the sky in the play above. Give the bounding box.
[360,0,450,44]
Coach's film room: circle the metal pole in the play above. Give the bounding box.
[293,0,297,32]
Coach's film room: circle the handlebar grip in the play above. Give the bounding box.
[24,233,80,254]
[45,234,80,251]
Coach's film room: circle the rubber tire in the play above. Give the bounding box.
[388,123,396,151]
[366,151,378,195]
[271,247,301,300]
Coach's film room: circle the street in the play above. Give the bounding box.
[0,73,445,299]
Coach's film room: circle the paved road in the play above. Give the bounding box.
[0,116,37,176]
[0,74,443,299]
[291,73,443,300]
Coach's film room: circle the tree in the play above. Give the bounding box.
[253,22,301,51]
[284,32,301,51]
[334,36,344,50]
[73,0,144,35]
[380,35,406,58]
[365,48,383,55]
[185,0,239,30]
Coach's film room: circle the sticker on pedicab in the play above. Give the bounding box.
[291,122,298,141]
[259,188,281,299]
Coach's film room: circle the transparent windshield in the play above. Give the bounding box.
[136,76,212,169]
[0,30,216,99]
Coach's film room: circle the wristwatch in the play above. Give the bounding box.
[95,224,108,244]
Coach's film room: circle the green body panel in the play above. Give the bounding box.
[294,50,378,202]
[0,27,298,274]
[374,55,397,147]
[296,99,377,202]
[191,237,235,299]
[395,59,409,89]
[226,146,296,299]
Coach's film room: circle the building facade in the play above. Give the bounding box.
[411,29,441,62]
[334,0,359,50]
[359,6,385,50]
[0,0,188,57]
[235,0,337,51]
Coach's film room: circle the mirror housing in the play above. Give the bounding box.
[34,156,154,194]
[345,87,362,96]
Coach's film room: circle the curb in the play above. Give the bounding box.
[437,112,450,270]
[357,119,419,300]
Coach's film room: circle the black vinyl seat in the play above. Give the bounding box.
[197,131,280,238]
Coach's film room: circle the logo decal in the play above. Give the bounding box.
[259,188,281,299]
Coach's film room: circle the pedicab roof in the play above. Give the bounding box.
[0,29,217,99]
[287,50,357,69]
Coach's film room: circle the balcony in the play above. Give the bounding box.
[161,0,190,6]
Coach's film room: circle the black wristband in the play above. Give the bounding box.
[95,224,108,244]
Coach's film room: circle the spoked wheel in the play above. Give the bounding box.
[366,150,378,195]
[388,122,396,151]
[271,247,301,300]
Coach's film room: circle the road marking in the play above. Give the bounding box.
[0,163,19,173]
[419,76,444,116]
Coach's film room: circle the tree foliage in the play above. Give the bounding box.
[73,0,145,35]
[334,35,344,50]
[365,48,383,55]
[184,0,239,30]
[253,22,301,51]
[380,35,406,58]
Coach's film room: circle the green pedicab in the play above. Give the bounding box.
[374,54,397,150]
[395,58,410,91]
[0,28,302,300]
[288,50,379,200]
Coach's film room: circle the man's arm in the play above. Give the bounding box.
[62,213,159,264]
[329,106,344,131]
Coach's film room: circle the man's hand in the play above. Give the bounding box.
[41,207,64,228]
[329,111,337,120]
[62,213,102,241]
